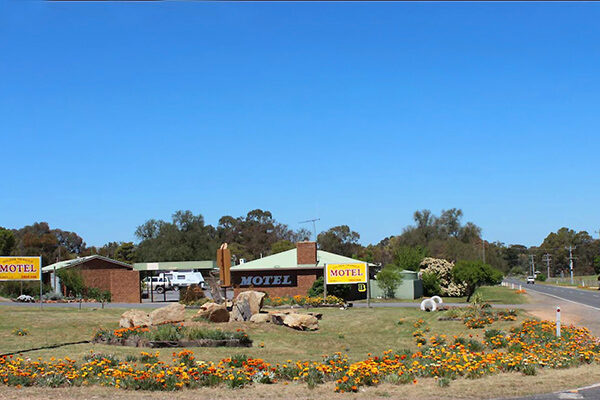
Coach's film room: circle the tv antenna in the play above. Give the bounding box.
[299,218,320,241]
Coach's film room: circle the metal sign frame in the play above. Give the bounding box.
[323,262,370,308]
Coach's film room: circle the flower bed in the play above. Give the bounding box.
[440,304,517,329]
[92,325,252,348]
[263,295,344,307]
[2,320,600,392]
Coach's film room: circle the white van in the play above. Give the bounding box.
[162,271,206,290]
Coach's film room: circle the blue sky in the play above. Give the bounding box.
[1,1,599,247]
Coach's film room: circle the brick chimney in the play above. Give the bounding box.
[296,241,317,265]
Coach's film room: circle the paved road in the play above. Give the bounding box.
[512,383,600,400]
[505,278,600,310]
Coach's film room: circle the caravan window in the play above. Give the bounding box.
[177,275,186,280]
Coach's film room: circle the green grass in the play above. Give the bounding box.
[535,275,599,289]
[0,304,527,364]
[363,285,529,305]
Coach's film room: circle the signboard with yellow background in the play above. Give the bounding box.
[0,256,42,281]
[325,262,367,284]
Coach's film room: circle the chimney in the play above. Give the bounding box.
[297,241,317,265]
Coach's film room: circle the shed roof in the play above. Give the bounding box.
[42,255,132,272]
[230,249,372,271]
[133,260,217,271]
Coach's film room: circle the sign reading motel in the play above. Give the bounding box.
[325,263,367,284]
[236,273,298,287]
[0,256,42,281]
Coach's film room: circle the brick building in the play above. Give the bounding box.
[42,255,140,303]
[230,241,367,298]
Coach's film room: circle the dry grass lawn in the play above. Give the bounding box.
[1,301,600,399]
[1,305,524,362]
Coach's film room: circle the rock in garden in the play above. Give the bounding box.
[231,299,252,321]
[306,312,323,320]
[269,312,287,325]
[249,313,271,323]
[283,313,319,331]
[231,291,266,321]
[237,291,266,314]
[149,303,186,325]
[196,302,230,323]
[119,309,151,328]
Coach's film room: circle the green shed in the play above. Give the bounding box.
[370,270,423,300]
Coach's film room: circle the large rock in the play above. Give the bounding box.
[249,313,271,323]
[196,302,230,323]
[231,291,266,321]
[283,313,319,331]
[149,303,186,326]
[119,309,151,328]
[269,312,287,325]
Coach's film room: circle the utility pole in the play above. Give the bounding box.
[530,254,535,277]
[542,253,552,278]
[567,245,576,285]
[299,218,320,242]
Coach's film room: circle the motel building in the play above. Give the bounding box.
[231,241,423,300]
[230,241,359,297]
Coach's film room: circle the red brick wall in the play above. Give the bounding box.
[297,241,317,265]
[73,258,140,303]
[110,270,141,303]
[232,269,322,298]
[79,269,112,293]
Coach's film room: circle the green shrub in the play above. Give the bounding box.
[0,281,52,298]
[536,273,547,282]
[437,377,451,387]
[146,324,184,341]
[307,276,351,300]
[56,269,85,297]
[376,265,403,298]
[421,272,441,297]
[521,364,536,376]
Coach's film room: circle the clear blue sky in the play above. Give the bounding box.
[2,1,599,248]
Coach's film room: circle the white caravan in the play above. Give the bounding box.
[162,271,206,290]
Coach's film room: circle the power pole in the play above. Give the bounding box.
[530,254,535,277]
[299,218,320,242]
[542,253,551,278]
[567,245,576,285]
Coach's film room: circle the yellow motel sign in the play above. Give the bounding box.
[325,263,367,284]
[0,256,42,281]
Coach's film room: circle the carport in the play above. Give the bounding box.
[133,260,217,302]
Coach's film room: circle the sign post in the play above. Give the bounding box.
[325,262,369,307]
[0,256,43,309]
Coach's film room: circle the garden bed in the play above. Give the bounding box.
[93,337,251,348]
[92,324,253,348]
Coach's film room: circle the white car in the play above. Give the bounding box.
[526,276,535,284]
[142,276,173,293]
